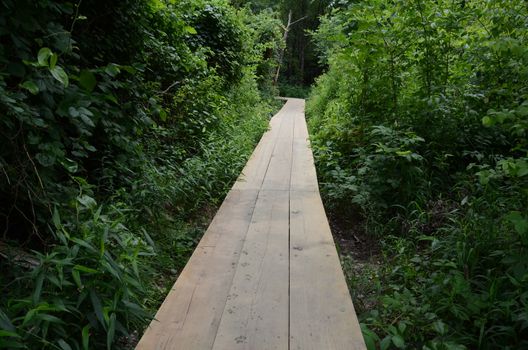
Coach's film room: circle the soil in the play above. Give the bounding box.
[326,210,381,262]
[326,207,383,314]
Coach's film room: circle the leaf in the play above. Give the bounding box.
[77,195,97,209]
[159,108,167,122]
[0,340,25,348]
[397,321,407,334]
[60,158,78,173]
[50,53,58,69]
[392,335,405,348]
[22,309,35,327]
[105,64,120,77]
[33,274,44,304]
[50,66,69,87]
[72,269,82,288]
[184,26,197,34]
[506,211,528,235]
[58,339,72,350]
[380,336,391,350]
[396,150,411,156]
[80,114,95,128]
[37,313,64,324]
[71,238,97,253]
[20,81,39,95]
[90,290,106,330]
[52,207,62,230]
[482,116,493,126]
[74,265,98,274]
[360,323,379,350]
[82,325,90,350]
[106,313,116,350]
[0,330,20,338]
[79,70,97,92]
[0,309,15,332]
[432,320,447,335]
[37,47,52,67]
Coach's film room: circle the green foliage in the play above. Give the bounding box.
[1,196,152,349]
[0,0,280,348]
[308,0,528,348]
[278,83,310,98]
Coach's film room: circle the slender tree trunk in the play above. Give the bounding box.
[273,11,306,86]
[274,11,292,85]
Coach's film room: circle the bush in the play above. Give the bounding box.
[307,0,528,348]
[0,0,282,348]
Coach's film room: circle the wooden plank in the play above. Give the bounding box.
[289,99,318,192]
[261,111,294,191]
[136,188,259,350]
[233,100,289,191]
[289,190,366,350]
[290,137,318,192]
[212,190,289,350]
[292,99,308,140]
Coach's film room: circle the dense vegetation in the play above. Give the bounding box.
[307,0,528,349]
[2,0,527,348]
[0,0,283,348]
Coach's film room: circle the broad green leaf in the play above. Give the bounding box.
[380,336,391,350]
[80,114,95,128]
[506,211,528,235]
[50,53,58,69]
[50,66,69,87]
[482,116,493,126]
[79,70,97,92]
[105,64,120,77]
[432,320,447,335]
[392,335,405,348]
[60,158,78,173]
[77,195,97,209]
[159,108,167,122]
[37,47,52,67]
[184,26,197,34]
[20,81,39,95]
[360,323,379,350]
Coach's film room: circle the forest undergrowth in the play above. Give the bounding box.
[307,0,528,349]
[0,0,283,348]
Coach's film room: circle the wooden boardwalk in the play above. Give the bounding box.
[136,99,366,350]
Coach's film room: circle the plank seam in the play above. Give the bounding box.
[208,189,261,349]
[210,102,287,349]
[287,112,295,350]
